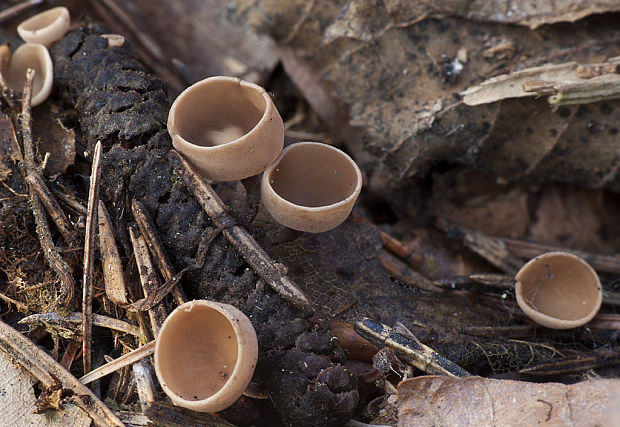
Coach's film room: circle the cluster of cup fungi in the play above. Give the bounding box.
[9,6,606,416]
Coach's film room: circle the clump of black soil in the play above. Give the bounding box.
[52,24,358,426]
[50,23,169,152]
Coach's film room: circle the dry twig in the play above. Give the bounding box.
[169,150,313,313]
[80,341,155,385]
[20,69,75,308]
[82,140,103,374]
[19,312,141,337]
[0,0,42,23]
[133,360,155,412]
[129,224,168,335]
[131,199,185,305]
[0,318,124,426]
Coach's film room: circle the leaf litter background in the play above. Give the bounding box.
[0,0,619,426]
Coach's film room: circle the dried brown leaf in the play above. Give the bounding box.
[0,350,90,426]
[33,103,75,179]
[237,0,620,192]
[398,375,620,427]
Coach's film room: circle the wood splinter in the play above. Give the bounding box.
[82,140,103,374]
[129,224,168,336]
[131,199,185,305]
[169,149,314,313]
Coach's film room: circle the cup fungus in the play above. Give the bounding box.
[154,300,258,412]
[17,7,71,47]
[4,43,53,106]
[261,141,362,233]
[167,76,284,181]
[515,252,602,329]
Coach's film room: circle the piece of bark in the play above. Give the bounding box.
[398,376,620,427]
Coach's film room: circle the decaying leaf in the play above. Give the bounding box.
[381,0,620,29]
[236,0,620,196]
[32,103,75,179]
[398,375,620,427]
[0,350,90,426]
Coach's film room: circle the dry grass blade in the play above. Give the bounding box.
[98,200,128,304]
[0,318,124,426]
[169,150,314,313]
[355,318,471,378]
[82,140,103,374]
[379,250,441,292]
[131,199,185,304]
[20,68,75,309]
[19,312,141,336]
[129,224,167,335]
[80,341,155,385]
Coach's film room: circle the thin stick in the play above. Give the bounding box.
[0,0,42,23]
[26,173,77,246]
[0,318,124,426]
[133,360,155,412]
[79,341,155,385]
[19,312,141,336]
[355,318,471,378]
[379,250,442,292]
[82,141,103,374]
[99,200,128,304]
[353,212,424,268]
[169,150,313,313]
[129,224,168,335]
[131,199,185,304]
[21,69,75,308]
[60,340,80,371]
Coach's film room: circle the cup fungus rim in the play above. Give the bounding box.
[168,75,274,152]
[17,7,70,45]
[515,251,603,329]
[154,299,258,411]
[7,43,54,107]
[262,141,363,212]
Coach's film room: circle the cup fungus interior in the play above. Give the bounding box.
[516,254,600,321]
[267,143,360,207]
[173,79,266,147]
[20,7,66,32]
[5,45,47,96]
[156,304,239,401]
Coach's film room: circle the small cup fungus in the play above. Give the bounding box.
[17,7,70,47]
[515,252,602,329]
[154,300,258,412]
[4,43,53,106]
[167,76,284,181]
[261,141,362,233]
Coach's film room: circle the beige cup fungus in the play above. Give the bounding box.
[261,141,363,233]
[4,43,53,107]
[515,252,602,329]
[17,7,70,47]
[167,76,284,181]
[154,300,258,412]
